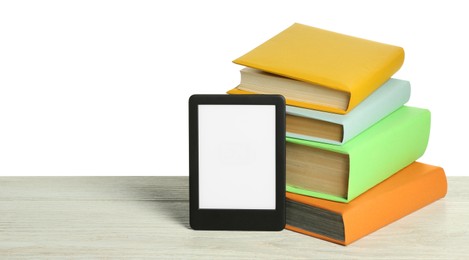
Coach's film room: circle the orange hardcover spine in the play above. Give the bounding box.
[231,23,404,114]
[286,162,447,245]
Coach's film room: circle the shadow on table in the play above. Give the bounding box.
[124,176,191,229]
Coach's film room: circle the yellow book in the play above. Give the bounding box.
[230,23,405,114]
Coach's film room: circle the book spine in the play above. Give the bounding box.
[344,165,447,244]
[286,106,431,202]
[346,47,404,113]
[346,107,431,201]
[284,78,411,145]
[342,79,410,143]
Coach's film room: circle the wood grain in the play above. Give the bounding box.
[0,176,468,259]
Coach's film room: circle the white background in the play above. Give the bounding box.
[0,1,466,176]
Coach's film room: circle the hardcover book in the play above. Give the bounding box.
[229,23,404,114]
[286,78,410,145]
[286,106,430,202]
[286,162,447,245]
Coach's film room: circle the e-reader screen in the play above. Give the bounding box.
[198,105,276,209]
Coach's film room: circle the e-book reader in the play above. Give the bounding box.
[189,94,285,231]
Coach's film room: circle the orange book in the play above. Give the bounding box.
[230,23,404,114]
[286,162,447,245]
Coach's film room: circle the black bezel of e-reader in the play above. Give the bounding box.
[188,94,285,231]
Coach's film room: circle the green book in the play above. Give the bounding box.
[286,106,430,203]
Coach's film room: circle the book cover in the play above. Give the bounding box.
[286,78,411,145]
[230,23,404,114]
[286,162,447,245]
[287,106,431,202]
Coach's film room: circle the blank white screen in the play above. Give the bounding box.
[198,105,276,209]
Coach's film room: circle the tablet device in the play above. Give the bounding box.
[189,94,286,231]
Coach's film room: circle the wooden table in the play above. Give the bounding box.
[0,177,467,259]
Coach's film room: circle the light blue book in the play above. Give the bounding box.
[286,78,411,145]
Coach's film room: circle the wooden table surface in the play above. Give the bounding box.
[0,176,468,259]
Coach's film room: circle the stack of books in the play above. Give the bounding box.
[228,23,447,245]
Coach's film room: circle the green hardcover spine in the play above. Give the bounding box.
[286,106,431,203]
